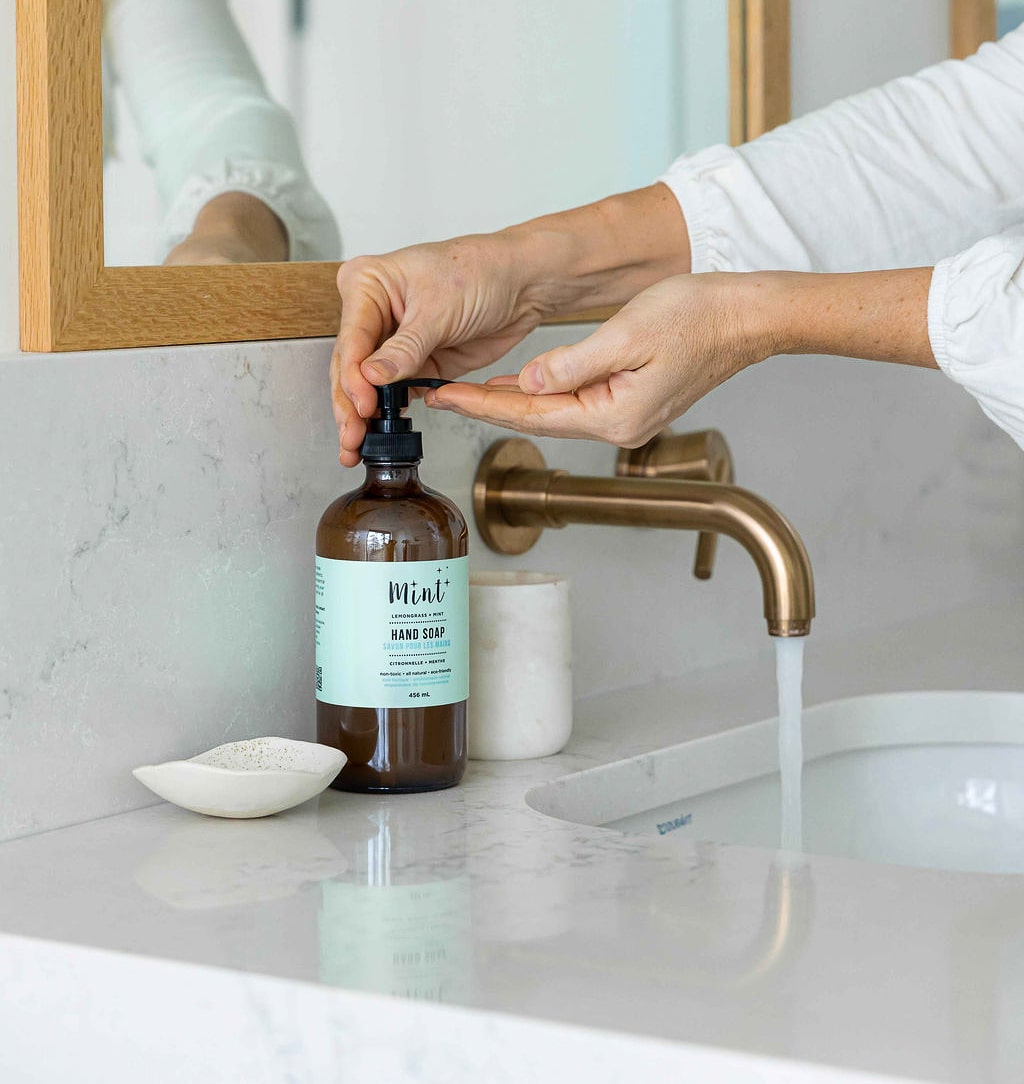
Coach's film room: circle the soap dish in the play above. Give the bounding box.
[132,737,347,819]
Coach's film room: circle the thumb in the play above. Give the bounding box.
[518,325,628,394]
[361,321,440,384]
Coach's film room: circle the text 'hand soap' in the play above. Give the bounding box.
[315,381,469,793]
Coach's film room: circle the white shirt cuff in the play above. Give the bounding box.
[160,158,342,263]
[927,231,1024,451]
[657,144,818,275]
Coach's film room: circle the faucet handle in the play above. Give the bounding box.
[615,430,734,580]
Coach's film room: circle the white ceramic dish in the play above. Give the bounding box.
[133,737,347,819]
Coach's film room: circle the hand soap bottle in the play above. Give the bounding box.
[315,380,468,793]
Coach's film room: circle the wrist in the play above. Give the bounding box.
[722,272,791,367]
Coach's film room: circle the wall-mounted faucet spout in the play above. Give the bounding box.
[617,428,734,580]
[473,437,814,638]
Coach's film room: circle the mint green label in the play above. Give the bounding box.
[315,555,468,709]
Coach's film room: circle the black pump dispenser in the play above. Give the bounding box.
[360,379,451,462]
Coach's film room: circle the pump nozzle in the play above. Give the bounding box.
[361,379,452,462]
[374,380,451,430]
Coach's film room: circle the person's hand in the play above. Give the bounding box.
[330,185,694,466]
[423,266,936,446]
[423,273,774,448]
[331,234,552,467]
[164,192,289,266]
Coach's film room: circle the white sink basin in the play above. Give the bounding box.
[528,691,1024,875]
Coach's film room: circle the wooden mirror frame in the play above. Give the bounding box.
[17,0,789,352]
[951,0,998,58]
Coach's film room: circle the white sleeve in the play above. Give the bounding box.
[103,0,341,261]
[659,26,1024,275]
[928,227,1024,450]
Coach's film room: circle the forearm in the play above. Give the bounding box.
[753,267,937,369]
[429,265,940,452]
[499,183,691,317]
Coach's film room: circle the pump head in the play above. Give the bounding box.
[360,379,451,462]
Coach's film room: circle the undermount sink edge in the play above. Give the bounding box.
[526,691,1024,875]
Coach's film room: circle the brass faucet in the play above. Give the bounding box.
[616,428,734,580]
[473,431,814,637]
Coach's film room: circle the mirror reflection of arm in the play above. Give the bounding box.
[104,0,340,263]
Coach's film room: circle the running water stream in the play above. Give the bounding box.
[775,637,805,854]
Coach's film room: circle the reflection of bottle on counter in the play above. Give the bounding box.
[315,380,469,794]
[318,804,472,1002]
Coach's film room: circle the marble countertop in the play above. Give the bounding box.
[2,597,1024,1084]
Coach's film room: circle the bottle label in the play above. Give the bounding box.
[315,555,469,709]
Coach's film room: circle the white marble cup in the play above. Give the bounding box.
[468,572,572,760]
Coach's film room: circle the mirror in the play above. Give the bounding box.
[998,0,1024,34]
[104,1,736,267]
[18,0,789,351]
[951,0,999,56]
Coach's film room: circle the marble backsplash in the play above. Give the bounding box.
[1,328,1022,841]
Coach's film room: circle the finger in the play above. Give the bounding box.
[335,288,391,420]
[338,445,362,469]
[484,374,521,387]
[425,382,600,441]
[333,389,367,463]
[518,323,635,395]
[361,316,443,386]
[328,343,364,467]
[331,340,365,421]
[330,325,373,461]
[339,418,366,467]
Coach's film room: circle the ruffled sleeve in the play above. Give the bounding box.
[659,143,818,274]
[659,26,1024,276]
[160,158,340,263]
[928,227,1024,450]
[104,0,340,261]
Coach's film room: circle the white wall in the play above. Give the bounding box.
[2,1,1022,841]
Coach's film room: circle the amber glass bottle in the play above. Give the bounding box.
[315,381,468,793]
